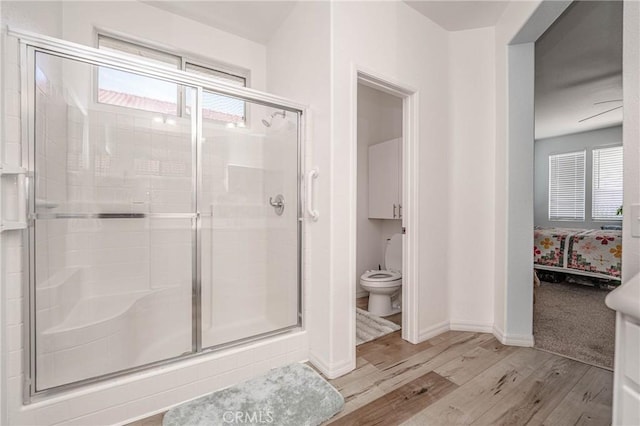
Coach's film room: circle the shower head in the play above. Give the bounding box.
[261,110,286,127]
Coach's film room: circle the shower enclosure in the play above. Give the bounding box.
[21,34,303,396]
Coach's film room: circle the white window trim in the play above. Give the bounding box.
[93,29,250,124]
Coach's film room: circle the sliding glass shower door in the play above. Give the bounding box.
[200,94,300,348]
[28,48,301,394]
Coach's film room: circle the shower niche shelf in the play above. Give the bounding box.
[0,221,27,232]
[0,164,26,175]
[1,164,27,232]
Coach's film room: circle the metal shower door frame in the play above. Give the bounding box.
[13,29,306,402]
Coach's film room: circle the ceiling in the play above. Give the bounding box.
[404,1,509,31]
[143,1,297,44]
[145,1,512,44]
[535,1,623,140]
[142,1,622,140]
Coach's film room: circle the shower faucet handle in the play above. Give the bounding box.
[269,194,285,215]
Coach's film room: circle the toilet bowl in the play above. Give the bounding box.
[360,233,402,317]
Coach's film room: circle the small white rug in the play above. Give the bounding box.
[356,308,401,345]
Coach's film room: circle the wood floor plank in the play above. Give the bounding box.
[541,366,613,426]
[470,355,590,425]
[329,332,476,418]
[401,347,555,425]
[357,331,433,369]
[434,338,518,386]
[328,371,457,425]
[375,332,495,392]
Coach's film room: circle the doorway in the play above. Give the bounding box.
[532,0,622,369]
[350,70,419,352]
[504,0,639,353]
[355,83,404,343]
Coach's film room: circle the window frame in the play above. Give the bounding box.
[548,149,587,222]
[94,30,250,124]
[591,144,623,221]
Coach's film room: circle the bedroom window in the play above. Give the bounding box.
[96,34,247,123]
[548,150,586,221]
[592,146,623,220]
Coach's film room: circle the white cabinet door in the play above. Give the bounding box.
[368,138,401,219]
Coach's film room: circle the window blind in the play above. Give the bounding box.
[592,146,623,220]
[185,63,246,123]
[549,151,586,221]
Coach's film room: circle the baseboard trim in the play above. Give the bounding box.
[418,320,450,342]
[307,353,354,379]
[356,290,368,299]
[450,320,494,333]
[503,334,534,347]
[492,326,534,347]
[493,325,506,344]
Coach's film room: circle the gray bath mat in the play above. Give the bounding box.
[162,363,344,426]
[356,307,401,345]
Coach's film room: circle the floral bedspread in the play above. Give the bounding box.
[534,227,622,279]
[567,230,622,278]
[533,228,574,267]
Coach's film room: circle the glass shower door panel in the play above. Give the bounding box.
[32,52,196,390]
[33,218,193,390]
[201,97,300,348]
[33,52,195,215]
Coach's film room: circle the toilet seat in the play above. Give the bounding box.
[360,270,401,283]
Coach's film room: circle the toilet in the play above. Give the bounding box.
[360,233,402,317]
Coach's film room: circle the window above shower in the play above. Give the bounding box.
[97,34,248,125]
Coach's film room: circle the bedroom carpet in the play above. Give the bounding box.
[533,281,615,369]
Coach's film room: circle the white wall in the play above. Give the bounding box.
[448,26,496,332]
[266,1,332,377]
[330,1,451,375]
[534,126,623,229]
[493,0,556,343]
[621,1,640,284]
[61,1,266,91]
[356,84,402,297]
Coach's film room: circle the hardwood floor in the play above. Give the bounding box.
[325,330,612,425]
[129,299,612,426]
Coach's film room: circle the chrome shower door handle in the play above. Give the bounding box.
[269,194,285,215]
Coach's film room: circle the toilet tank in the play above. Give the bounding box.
[384,234,402,272]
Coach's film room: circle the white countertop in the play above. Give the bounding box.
[606,272,640,320]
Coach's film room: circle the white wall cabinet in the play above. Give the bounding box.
[368,138,402,219]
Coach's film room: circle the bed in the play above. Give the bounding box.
[534,227,622,281]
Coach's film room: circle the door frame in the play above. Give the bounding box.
[350,65,420,349]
